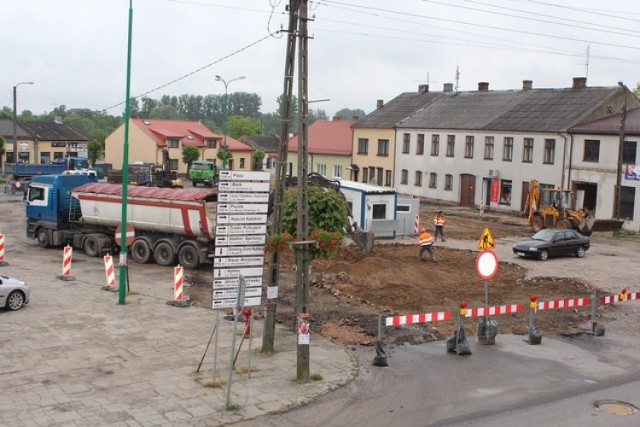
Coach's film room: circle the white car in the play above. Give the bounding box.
[0,275,30,311]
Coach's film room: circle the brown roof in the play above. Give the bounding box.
[16,120,92,142]
[569,107,640,136]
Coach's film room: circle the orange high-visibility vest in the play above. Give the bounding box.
[434,214,445,226]
[419,232,434,246]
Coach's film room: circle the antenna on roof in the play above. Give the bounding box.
[585,46,590,80]
[454,66,460,92]
[413,72,438,84]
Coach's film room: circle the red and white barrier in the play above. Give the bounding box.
[600,292,640,305]
[103,255,116,288]
[62,245,72,277]
[464,304,522,318]
[386,310,450,326]
[413,215,420,235]
[0,233,5,262]
[174,265,183,302]
[536,298,590,311]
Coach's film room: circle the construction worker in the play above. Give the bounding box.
[417,228,438,262]
[434,210,446,242]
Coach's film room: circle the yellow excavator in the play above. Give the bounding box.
[524,180,594,235]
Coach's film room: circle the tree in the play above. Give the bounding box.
[260,112,281,136]
[334,108,367,120]
[181,146,201,175]
[227,115,262,139]
[251,150,266,171]
[149,105,185,120]
[308,108,328,124]
[88,128,106,165]
[282,186,349,236]
[139,96,158,118]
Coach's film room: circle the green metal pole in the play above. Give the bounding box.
[222,87,228,170]
[118,0,133,305]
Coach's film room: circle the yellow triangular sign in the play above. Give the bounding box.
[477,227,496,250]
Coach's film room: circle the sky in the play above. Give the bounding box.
[3,0,639,119]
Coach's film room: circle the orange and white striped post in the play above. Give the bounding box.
[413,215,420,235]
[0,233,7,265]
[103,255,117,291]
[174,265,183,302]
[59,245,75,281]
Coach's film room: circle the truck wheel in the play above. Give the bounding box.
[84,236,100,257]
[154,241,177,266]
[37,229,50,248]
[178,244,200,269]
[131,239,152,264]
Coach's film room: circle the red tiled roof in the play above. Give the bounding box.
[288,117,356,155]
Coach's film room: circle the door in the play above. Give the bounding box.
[521,181,530,212]
[459,174,476,207]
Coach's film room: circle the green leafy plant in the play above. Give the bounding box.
[264,231,294,255]
[309,229,344,259]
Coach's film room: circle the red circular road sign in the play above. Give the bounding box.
[115,224,135,246]
[476,249,498,280]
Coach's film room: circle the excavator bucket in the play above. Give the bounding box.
[352,229,374,254]
[590,219,625,233]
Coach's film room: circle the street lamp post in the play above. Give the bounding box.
[215,75,245,170]
[12,81,34,164]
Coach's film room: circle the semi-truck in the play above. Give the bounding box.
[26,173,219,269]
[5,157,89,178]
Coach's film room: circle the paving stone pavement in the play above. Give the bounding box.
[0,191,357,426]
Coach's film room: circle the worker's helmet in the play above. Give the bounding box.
[420,228,426,233]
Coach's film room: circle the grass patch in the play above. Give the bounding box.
[234,365,260,374]
[201,378,224,388]
[310,373,323,381]
[226,403,241,411]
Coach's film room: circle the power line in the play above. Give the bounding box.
[100,33,274,113]
[519,0,640,22]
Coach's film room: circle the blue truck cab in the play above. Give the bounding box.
[26,174,94,247]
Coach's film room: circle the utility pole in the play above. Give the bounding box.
[262,0,301,353]
[295,0,310,382]
[614,82,628,219]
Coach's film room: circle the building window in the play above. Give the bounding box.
[623,140,637,164]
[377,139,389,156]
[543,139,555,164]
[372,204,387,220]
[523,138,534,163]
[503,137,513,161]
[584,140,600,162]
[445,174,453,190]
[500,180,512,205]
[362,167,369,183]
[620,186,635,220]
[358,138,369,154]
[333,165,342,178]
[240,158,245,169]
[170,159,179,170]
[446,135,455,157]
[464,136,474,158]
[431,135,440,156]
[484,136,494,160]
[401,169,408,185]
[402,133,410,154]
[167,139,179,148]
[385,170,392,186]
[316,163,327,176]
[206,139,216,148]
[368,167,376,184]
[414,171,422,186]
[376,167,383,185]
[429,172,437,188]
[417,134,425,155]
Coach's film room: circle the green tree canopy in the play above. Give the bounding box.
[149,105,185,120]
[334,108,367,120]
[227,115,262,139]
[282,186,349,236]
[181,146,201,174]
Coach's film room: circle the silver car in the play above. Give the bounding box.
[0,275,30,311]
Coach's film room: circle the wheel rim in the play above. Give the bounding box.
[155,243,176,266]
[131,240,151,263]
[577,247,585,257]
[85,238,99,257]
[179,245,200,269]
[37,231,49,247]
[540,250,548,260]
[8,292,24,310]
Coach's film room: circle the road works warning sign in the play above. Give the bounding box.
[477,227,496,250]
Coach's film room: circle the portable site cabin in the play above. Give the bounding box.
[396,197,421,236]
[337,180,398,239]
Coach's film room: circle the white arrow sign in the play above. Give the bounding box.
[214,246,264,256]
[214,256,264,267]
[213,276,263,289]
[217,214,268,224]
[215,234,266,246]
[213,287,262,299]
[214,267,263,278]
[215,224,267,236]
[219,170,270,181]
[218,192,270,203]
[212,296,262,310]
[217,203,268,214]
[218,181,270,193]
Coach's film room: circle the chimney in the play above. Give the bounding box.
[522,80,533,90]
[332,116,341,121]
[443,83,453,92]
[418,84,429,94]
[478,82,489,92]
[572,77,587,89]
[376,99,384,109]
